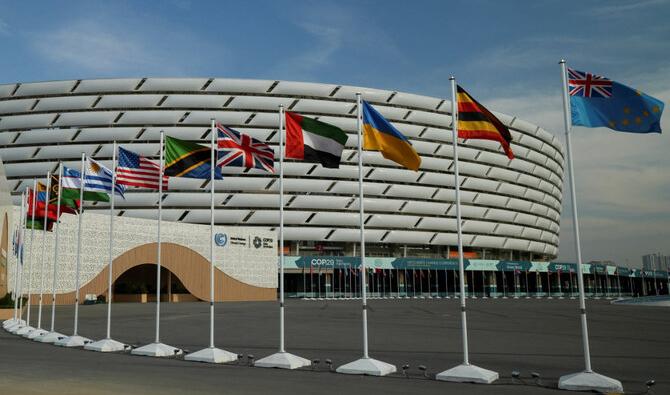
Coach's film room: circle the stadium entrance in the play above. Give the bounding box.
[113,264,199,303]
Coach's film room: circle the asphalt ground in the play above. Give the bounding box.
[1,298,668,395]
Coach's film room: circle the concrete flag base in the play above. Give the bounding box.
[254,351,311,369]
[336,357,397,376]
[85,338,127,352]
[26,328,48,339]
[558,371,623,393]
[131,342,182,357]
[184,347,238,364]
[15,325,35,336]
[436,363,499,384]
[35,331,65,343]
[55,335,92,347]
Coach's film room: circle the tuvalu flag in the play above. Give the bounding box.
[164,135,223,180]
[285,112,348,168]
[457,85,514,159]
[568,68,663,134]
[362,101,421,171]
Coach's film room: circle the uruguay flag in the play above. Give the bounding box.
[568,68,664,133]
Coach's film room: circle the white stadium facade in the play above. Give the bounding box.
[0,78,663,301]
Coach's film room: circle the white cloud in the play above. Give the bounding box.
[32,20,158,74]
[588,0,666,18]
[0,18,9,35]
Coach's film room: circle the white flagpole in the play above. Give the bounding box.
[437,77,497,383]
[17,191,28,327]
[10,190,25,326]
[336,94,395,375]
[37,164,64,342]
[86,143,127,351]
[185,120,236,363]
[25,179,38,329]
[156,134,163,344]
[255,106,310,369]
[57,153,91,346]
[31,172,50,337]
[108,142,116,339]
[133,131,181,356]
[557,59,622,392]
[210,119,216,349]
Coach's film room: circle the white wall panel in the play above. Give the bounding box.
[228,96,293,110]
[119,110,185,125]
[384,231,433,244]
[327,228,386,243]
[272,81,337,96]
[309,212,359,226]
[386,184,436,199]
[417,217,456,231]
[139,78,208,91]
[0,84,17,98]
[35,96,98,111]
[471,235,506,248]
[14,81,77,97]
[291,99,353,115]
[291,195,350,210]
[350,198,404,213]
[367,214,420,228]
[96,94,163,109]
[75,78,141,93]
[15,128,77,144]
[54,111,120,127]
[462,220,496,234]
[0,98,36,114]
[162,94,230,108]
[403,201,450,215]
[390,92,442,110]
[207,79,275,93]
[0,114,54,129]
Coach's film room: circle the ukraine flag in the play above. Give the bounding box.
[362,101,421,171]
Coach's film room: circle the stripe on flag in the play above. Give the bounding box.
[117,147,168,190]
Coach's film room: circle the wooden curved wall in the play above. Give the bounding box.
[28,242,276,305]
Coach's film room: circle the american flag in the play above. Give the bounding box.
[568,68,613,98]
[116,147,168,190]
[216,124,275,173]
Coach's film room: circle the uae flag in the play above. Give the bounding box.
[285,111,348,168]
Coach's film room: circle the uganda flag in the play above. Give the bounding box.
[457,85,514,159]
[285,111,348,168]
[164,135,223,180]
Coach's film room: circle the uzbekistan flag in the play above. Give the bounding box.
[62,165,111,202]
[164,135,223,180]
[285,112,348,168]
[457,85,514,159]
[361,101,421,171]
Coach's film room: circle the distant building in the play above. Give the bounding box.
[642,253,670,271]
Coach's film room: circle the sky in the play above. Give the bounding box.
[0,0,668,267]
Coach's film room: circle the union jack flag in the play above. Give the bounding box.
[568,68,613,98]
[216,124,275,173]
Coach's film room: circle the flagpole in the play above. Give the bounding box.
[557,59,622,392]
[74,154,86,335]
[24,179,38,330]
[254,107,310,369]
[17,190,27,327]
[32,172,50,337]
[210,119,216,349]
[56,153,91,346]
[279,106,288,343]
[437,77,497,383]
[132,131,182,357]
[108,142,116,339]
[11,191,25,326]
[336,94,395,375]
[85,142,128,351]
[38,164,64,342]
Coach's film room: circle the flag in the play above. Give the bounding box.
[26,187,57,229]
[84,157,125,198]
[362,101,421,171]
[25,218,53,231]
[61,165,117,202]
[216,124,275,173]
[117,147,168,190]
[49,175,79,215]
[457,85,514,159]
[285,112,348,168]
[568,68,663,133]
[164,135,223,179]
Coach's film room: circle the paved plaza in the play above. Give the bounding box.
[1,298,668,394]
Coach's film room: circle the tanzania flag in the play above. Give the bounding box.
[362,101,421,171]
[285,111,348,168]
[164,135,223,180]
[457,85,514,159]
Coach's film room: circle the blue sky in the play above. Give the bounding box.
[1,0,668,266]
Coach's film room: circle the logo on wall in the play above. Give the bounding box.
[214,233,228,247]
[253,236,262,249]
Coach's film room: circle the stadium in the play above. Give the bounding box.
[0,78,664,301]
